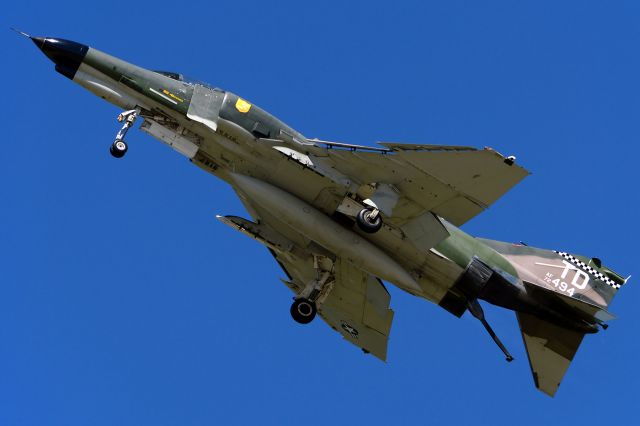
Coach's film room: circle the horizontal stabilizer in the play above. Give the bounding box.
[517,312,585,397]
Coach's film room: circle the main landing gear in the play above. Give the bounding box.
[290,255,334,325]
[356,207,382,233]
[110,108,140,158]
[290,298,317,324]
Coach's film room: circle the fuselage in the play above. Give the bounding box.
[27,34,635,398]
[30,37,612,333]
[74,44,485,288]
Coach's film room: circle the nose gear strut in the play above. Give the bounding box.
[110,107,140,158]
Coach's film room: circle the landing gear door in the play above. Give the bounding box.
[187,85,224,132]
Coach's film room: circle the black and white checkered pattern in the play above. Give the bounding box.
[554,251,623,289]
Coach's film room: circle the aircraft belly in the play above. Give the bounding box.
[248,145,348,214]
[139,120,199,159]
[230,173,422,293]
[186,112,462,303]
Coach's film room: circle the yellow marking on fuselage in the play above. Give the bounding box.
[235,98,252,113]
[162,88,184,102]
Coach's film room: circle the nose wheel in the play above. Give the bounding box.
[110,140,128,158]
[110,108,139,158]
[290,298,317,324]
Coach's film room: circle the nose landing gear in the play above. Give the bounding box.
[110,108,140,158]
[110,140,128,158]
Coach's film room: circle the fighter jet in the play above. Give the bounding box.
[20,31,630,397]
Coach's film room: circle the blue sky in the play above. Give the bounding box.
[2,1,639,425]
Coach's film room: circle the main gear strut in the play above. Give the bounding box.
[290,255,335,324]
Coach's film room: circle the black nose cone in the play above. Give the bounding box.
[31,37,89,80]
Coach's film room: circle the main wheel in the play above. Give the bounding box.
[290,298,317,324]
[110,140,128,158]
[356,208,382,233]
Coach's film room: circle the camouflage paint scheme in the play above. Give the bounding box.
[24,35,629,397]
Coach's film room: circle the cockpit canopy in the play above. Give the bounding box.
[154,70,183,81]
[153,70,216,89]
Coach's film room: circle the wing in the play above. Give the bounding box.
[230,185,394,360]
[308,140,529,226]
[516,312,585,397]
[275,250,394,361]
